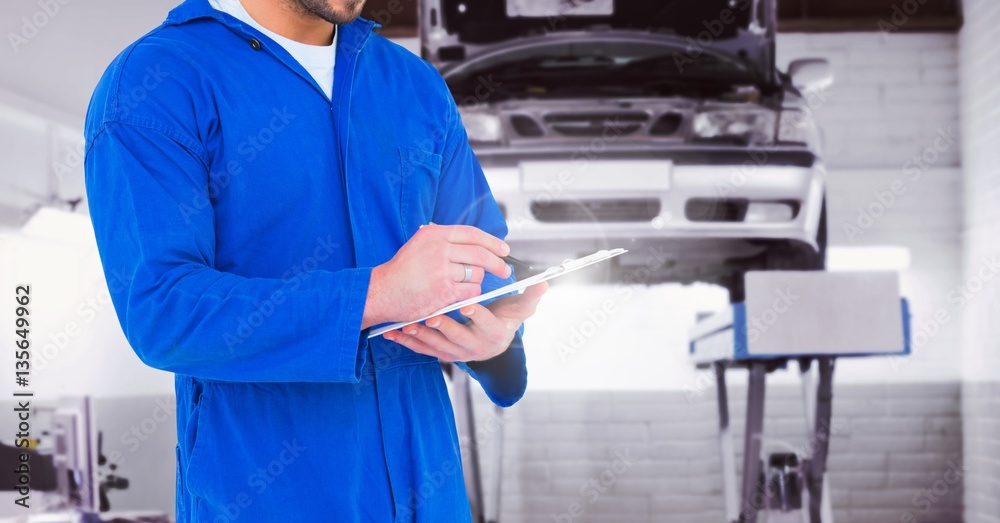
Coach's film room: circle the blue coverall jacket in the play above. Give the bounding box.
[83,1,526,521]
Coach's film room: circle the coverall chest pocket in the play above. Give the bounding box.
[398,146,443,239]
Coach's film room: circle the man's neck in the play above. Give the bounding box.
[239,0,335,46]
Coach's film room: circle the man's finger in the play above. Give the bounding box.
[441,225,510,258]
[384,330,459,362]
[489,281,549,322]
[460,304,511,341]
[425,314,478,348]
[448,245,510,279]
[451,282,484,303]
[449,263,485,285]
[521,281,549,301]
[403,323,467,360]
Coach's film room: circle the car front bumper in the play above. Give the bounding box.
[481,158,826,272]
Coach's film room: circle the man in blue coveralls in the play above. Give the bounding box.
[83,0,548,520]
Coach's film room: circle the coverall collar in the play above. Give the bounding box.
[163,0,381,103]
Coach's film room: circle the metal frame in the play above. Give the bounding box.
[447,364,506,523]
[450,367,486,522]
[739,362,769,523]
[715,362,741,521]
[455,355,838,523]
[714,358,836,523]
[807,358,835,522]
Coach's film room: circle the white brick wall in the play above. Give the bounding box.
[470,384,962,522]
[959,0,1000,380]
[777,33,960,170]
[959,0,1000,521]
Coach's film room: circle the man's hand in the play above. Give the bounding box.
[361,224,512,329]
[382,281,548,363]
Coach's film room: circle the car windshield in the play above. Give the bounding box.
[446,40,755,102]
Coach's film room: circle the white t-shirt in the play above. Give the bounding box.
[209,0,337,100]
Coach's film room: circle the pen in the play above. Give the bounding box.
[502,255,533,272]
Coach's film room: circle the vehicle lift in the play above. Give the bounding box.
[451,270,910,523]
[689,271,910,523]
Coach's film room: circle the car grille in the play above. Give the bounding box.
[510,115,545,137]
[531,198,661,223]
[508,111,686,139]
[649,113,684,136]
[543,112,649,137]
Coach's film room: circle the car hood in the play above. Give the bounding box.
[421,0,777,83]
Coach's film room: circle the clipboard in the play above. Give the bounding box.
[368,248,628,338]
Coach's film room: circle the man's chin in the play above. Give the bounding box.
[330,7,364,25]
[339,10,363,25]
[297,0,366,26]
[343,1,366,24]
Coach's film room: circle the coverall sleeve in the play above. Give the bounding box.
[85,120,371,383]
[432,102,528,408]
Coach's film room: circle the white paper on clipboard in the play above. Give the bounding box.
[368,248,628,338]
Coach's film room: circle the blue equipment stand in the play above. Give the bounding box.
[692,271,911,523]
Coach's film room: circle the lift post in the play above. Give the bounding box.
[446,364,505,523]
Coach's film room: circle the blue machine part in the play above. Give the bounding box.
[690,299,911,362]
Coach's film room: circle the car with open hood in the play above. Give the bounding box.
[420,0,833,300]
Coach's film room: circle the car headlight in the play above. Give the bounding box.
[459,110,504,144]
[692,109,777,145]
[777,109,819,147]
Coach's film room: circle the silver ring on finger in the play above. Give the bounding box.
[461,263,473,283]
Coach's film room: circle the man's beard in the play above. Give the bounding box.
[289,0,367,25]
